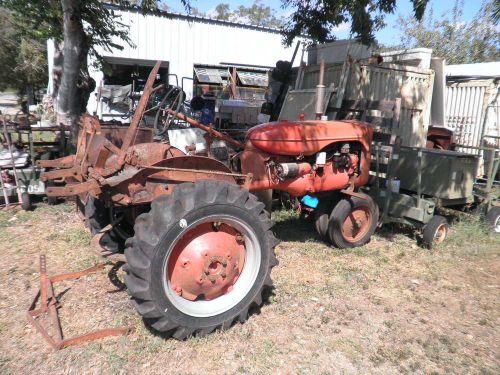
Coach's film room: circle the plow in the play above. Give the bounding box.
[38,60,377,340]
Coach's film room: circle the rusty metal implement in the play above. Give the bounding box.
[27,255,133,350]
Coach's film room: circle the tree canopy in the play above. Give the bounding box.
[0,8,47,95]
[280,0,429,46]
[190,1,284,28]
[395,0,499,64]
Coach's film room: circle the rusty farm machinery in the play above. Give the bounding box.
[38,60,380,340]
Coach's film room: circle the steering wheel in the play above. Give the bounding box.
[153,86,185,138]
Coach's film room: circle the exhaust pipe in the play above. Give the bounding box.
[315,58,326,120]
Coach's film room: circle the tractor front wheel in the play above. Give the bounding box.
[124,180,278,339]
[327,194,378,248]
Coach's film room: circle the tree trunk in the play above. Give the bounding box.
[57,0,94,150]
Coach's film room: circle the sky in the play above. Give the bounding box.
[167,0,485,45]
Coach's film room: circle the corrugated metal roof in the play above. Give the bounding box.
[194,67,230,84]
[237,71,268,87]
[446,62,500,78]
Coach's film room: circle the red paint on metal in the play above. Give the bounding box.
[167,222,245,301]
[246,120,372,157]
[240,146,367,196]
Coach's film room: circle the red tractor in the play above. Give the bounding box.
[40,61,377,339]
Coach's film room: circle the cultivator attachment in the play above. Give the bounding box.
[27,255,133,350]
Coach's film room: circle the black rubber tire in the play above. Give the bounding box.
[485,206,500,233]
[314,196,335,241]
[45,181,57,205]
[422,215,449,249]
[85,196,124,253]
[327,194,379,249]
[21,192,32,211]
[124,180,279,340]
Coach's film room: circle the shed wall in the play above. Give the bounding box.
[445,79,499,152]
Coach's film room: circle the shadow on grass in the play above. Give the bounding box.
[107,261,127,293]
[142,286,276,340]
[272,210,321,243]
[375,222,419,243]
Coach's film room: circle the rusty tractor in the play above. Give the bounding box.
[39,61,376,339]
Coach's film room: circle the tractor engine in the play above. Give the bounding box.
[237,119,372,196]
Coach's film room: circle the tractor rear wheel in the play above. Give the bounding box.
[327,194,378,248]
[124,180,279,339]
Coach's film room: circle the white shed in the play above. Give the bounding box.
[48,5,304,119]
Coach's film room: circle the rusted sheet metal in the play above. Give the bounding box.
[100,125,153,147]
[36,155,75,169]
[119,61,162,158]
[108,155,248,205]
[27,255,133,350]
[41,61,163,198]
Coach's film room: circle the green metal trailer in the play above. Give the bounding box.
[366,133,499,248]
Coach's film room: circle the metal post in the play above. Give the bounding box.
[2,121,24,204]
[417,149,422,207]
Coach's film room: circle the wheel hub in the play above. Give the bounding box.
[168,222,245,301]
[341,207,371,242]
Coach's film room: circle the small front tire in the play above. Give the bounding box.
[485,206,500,233]
[422,215,449,249]
[327,194,378,249]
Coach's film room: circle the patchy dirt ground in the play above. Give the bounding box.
[0,201,498,374]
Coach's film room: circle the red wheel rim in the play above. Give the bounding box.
[341,206,372,243]
[167,222,246,301]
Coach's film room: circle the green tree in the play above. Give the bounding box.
[234,1,284,27]
[0,0,188,144]
[201,1,284,28]
[280,0,429,46]
[0,9,47,101]
[214,3,231,20]
[396,0,499,64]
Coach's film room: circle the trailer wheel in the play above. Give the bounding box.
[327,194,378,248]
[21,192,32,211]
[485,206,500,233]
[85,196,124,253]
[422,215,449,249]
[124,180,278,339]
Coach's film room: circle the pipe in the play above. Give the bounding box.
[315,59,326,120]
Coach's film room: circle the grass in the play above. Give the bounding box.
[0,201,498,374]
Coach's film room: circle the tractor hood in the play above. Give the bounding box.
[246,120,373,156]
